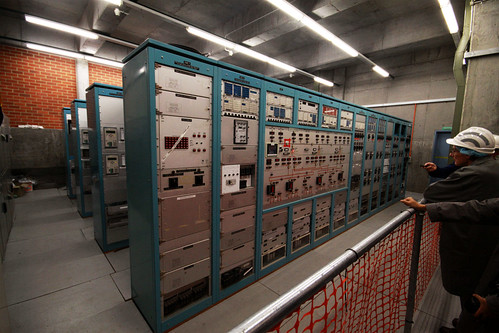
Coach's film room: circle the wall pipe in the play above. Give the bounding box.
[451,0,472,137]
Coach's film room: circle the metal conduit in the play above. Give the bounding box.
[229,205,422,333]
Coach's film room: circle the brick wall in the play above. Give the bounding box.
[0,45,123,130]
[0,45,77,129]
[89,62,122,88]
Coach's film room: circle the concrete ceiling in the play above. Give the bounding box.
[0,0,465,84]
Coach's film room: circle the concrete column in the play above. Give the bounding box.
[76,59,89,100]
[461,1,499,133]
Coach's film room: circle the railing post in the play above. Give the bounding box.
[404,211,425,333]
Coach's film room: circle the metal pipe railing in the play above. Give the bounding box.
[229,206,419,333]
[404,211,425,333]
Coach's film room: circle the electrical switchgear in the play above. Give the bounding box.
[62,107,76,199]
[123,40,411,332]
[70,99,92,217]
[0,115,14,261]
[86,84,128,252]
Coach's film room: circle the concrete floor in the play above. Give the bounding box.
[2,188,459,332]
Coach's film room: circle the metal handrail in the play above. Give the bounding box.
[229,205,422,333]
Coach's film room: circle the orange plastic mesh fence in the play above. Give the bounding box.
[270,213,440,333]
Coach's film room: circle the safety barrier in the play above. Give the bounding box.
[230,208,440,333]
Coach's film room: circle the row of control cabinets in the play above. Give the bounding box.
[123,40,411,333]
[65,84,128,253]
[0,116,14,261]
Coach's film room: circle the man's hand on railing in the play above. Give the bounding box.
[400,197,426,211]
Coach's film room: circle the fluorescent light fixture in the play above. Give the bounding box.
[187,27,296,73]
[437,0,459,34]
[26,43,84,59]
[266,0,305,21]
[266,0,359,58]
[314,77,334,87]
[373,65,390,77]
[25,15,98,39]
[300,16,335,41]
[103,0,123,5]
[186,26,235,49]
[84,55,123,68]
[328,35,359,57]
[26,43,123,68]
[233,45,270,62]
[234,45,296,72]
[267,58,297,73]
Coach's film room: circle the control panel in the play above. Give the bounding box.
[122,40,412,333]
[322,105,338,129]
[263,127,350,209]
[297,100,318,126]
[105,154,119,175]
[266,91,293,123]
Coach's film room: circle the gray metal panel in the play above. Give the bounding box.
[160,191,211,241]
[156,90,211,119]
[292,201,312,221]
[220,227,255,251]
[262,228,286,254]
[220,205,255,233]
[220,187,256,211]
[262,208,287,232]
[155,64,212,98]
[99,95,124,125]
[316,195,331,212]
[220,241,254,269]
[161,258,210,294]
[221,146,258,165]
[315,209,330,229]
[160,238,210,272]
[103,174,127,204]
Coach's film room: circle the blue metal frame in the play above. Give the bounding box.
[86,83,128,253]
[123,39,412,333]
[62,107,75,199]
[70,99,92,217]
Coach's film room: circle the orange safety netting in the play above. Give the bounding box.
[270,213,440,333]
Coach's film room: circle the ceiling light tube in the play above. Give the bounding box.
[300,16,335,41]
[84,55,123,68]
[266,0,359,58]
[187,27,296,73]
[437,0,459,34]
[267,58,297,72]
[26,43,84,59]
[232,45,268,62]
[314,77,334,87]
[186,27,235,49]
[266,0,305,21]
[373,65,390,77]
[329,35,359,57]
[25,15,98,39]
[103,0,123,6]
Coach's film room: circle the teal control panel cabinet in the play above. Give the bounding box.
[62,107,76,199]
[70,99,92,218]
[123,39,412,332]
[86,83,128,252]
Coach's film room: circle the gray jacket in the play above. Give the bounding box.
[423,157,499,297]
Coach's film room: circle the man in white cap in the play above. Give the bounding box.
[421,127,499,332]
